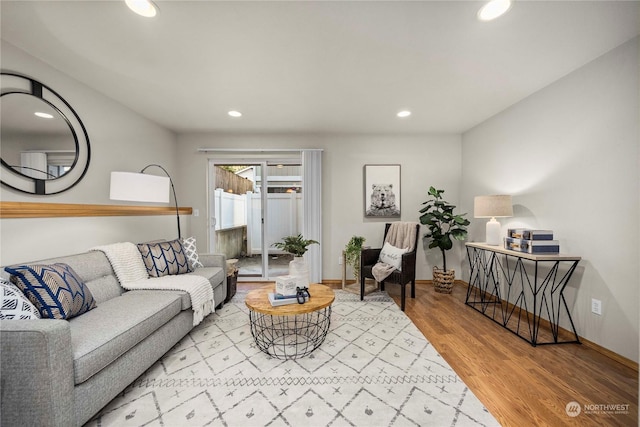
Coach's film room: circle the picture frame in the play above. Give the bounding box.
[363,164,401,218]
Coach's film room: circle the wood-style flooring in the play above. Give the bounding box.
[384,282,638,427]
[238,281,638,426]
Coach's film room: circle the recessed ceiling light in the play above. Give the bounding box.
[125,0,158,18]
[34,112,54,119]
[228,110,242,118]
[397,110,412,118]
[477,0,512,21]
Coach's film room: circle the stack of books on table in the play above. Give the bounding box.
[267,292,309,307]
[504,229,559,254]
[269,275,310,306]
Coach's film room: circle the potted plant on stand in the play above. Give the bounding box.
[342,236,366,292]
[272,234,319,287]
[418,186,470,293]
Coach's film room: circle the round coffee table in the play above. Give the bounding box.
[245,284,335,360]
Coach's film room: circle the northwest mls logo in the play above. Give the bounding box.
[565,401,582,417]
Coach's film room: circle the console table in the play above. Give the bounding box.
[465,242,581,346]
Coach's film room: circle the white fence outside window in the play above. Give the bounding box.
[213,189,302,255]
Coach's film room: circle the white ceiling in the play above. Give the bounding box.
[1,1,638,135]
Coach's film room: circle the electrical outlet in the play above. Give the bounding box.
[338,256,343,265]
[193,209,199,217]
[591,298,602,315]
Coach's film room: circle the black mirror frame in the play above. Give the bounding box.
[0,72,91,195]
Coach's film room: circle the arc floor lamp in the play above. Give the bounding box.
[109,164,182,239]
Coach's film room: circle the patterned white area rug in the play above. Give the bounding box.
[87,290,500,427]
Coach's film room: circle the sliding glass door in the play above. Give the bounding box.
[208,158,303,280]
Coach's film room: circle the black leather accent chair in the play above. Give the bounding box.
[359,223,420,311]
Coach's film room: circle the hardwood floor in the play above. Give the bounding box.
[387,282,638,427]
[238,281,638,426]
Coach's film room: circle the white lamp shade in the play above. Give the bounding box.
[474,195,513,218]
[474,195,513,246]
[110,171,170,203]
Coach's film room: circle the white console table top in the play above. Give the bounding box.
[466,242,582,262]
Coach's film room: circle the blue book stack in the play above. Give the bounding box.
[508,229,554,240]
[274,293,298,300]
[505,229,559,254]
[268,293,309,307]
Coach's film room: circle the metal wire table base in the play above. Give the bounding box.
[249,306,332,360]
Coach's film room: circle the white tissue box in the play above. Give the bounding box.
[275,275,298,297]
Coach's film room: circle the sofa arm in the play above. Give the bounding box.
[1,320,75,427]
[199,253,227,269]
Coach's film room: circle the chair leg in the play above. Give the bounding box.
[360,279,364,301]
[411,279,416,299]
[400,283,406,311]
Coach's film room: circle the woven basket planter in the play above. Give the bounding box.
[433,267,455,294]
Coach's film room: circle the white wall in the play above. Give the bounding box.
[0,41,183,265]
[460,38,639,362]
[3,31,636,363]
[0,39,464,276]
[176,133,463,281]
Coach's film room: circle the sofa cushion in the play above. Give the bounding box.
[190,267,225,290]
[69,290,182,384]
[161,268,226,310]
[137,239,193,278]
[83,275,123,305]
[0,278,40,319]
[2,251,125,304]
[5,263,97,320]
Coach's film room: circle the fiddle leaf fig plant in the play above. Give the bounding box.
[272,234,319,257]
[418,186,470,272]
[344,236,366,281]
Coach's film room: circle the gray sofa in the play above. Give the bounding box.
[0,249,227,427]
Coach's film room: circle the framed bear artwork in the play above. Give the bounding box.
[363,164,401,218]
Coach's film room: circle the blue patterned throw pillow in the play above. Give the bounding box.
[137,239,193,278]
[5,263,97,320]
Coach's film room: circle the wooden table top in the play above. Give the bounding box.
[245,284,335,316]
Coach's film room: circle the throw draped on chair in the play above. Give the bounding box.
[360,222,420,311]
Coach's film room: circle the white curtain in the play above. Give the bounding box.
[20,152,48,179]
[302,149,323,283]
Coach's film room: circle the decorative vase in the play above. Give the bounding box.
[433,266,455,294]
[289,256,310,288]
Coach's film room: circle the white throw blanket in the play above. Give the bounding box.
[91,242,214,326]
[372,222,419,282]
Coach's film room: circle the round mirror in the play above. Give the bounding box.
[1,93,77,179]
[0,73,90,195]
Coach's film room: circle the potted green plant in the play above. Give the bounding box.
[344,236,366,282]
[273,234,319,287]
[418,186,470,293]
[272,234,319,257]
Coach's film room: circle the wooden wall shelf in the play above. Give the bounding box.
[0,202,192,219]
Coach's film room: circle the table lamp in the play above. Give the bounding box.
[474,195,513,246]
